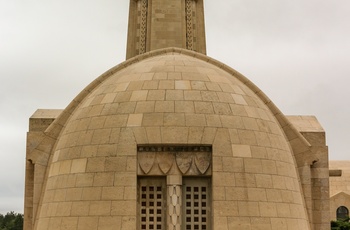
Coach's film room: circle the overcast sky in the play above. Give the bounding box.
[1,0,349,214]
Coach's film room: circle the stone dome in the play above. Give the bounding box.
[34,48,310,229]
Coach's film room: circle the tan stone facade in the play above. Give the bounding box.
[24,49,331,230]
[24,1,332,229]
[329,161,350,221]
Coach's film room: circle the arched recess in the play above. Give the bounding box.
[337,206,349,220]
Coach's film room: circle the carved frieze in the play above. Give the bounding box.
[137,145,212,175]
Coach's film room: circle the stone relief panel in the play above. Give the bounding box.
[185,0,196,51]
[137,0,148,55]
[137,145,212,176]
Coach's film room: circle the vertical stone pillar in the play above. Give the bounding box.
[126,0,206,59]
[167,175,182,230]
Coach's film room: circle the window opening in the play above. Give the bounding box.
[183,177,211,230]
[337,206,349,220]
[139,177,166,230]
[137,145,212,230]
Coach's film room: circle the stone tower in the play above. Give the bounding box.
[126,0,206,59]
[24,1,331,230]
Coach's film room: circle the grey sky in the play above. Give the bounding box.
[0,0,349,214]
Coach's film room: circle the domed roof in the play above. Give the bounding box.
[34,48,311,229]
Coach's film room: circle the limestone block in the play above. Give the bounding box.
[220,115,244,129]
[154,72,168,80]
[123,187,136,200]
[114,92,132,103]
[88,105,104,117]
[98,216,122,230]
[142,80,159,90]
[130,90,148,101]
[89,201,112,216]
[248,188,267,202]
[175,101,194,113]
[61,217,78,229]
[227,217,251,229]
[127,81,144,91]
[147,90,165,100]
[175,80,191,90]
[266,189,283,202]
[127,114,143,127]
[167,72,181,80]
[116,102,136,114]
[255,174,273,188]
[213,201,238,216]
[188,127,204,143]
[191,81,207,90]
[213,186,225,201]
[86,157,105,173]
[201,91,219,102]
[71,159,87,173]
[53,189,66,202]
[271,218,288,230]
[155,101,174,112]
[184,91,202,101]
[259,202,277,217]
[231,94,247,105]
[222,157,244,172]
[216,92,234,104]
[114,173,136,186]
[161,127,189,143]
[111,201,136,216]
[77,217,98,230]
[114,82,130,92]
[91,129,112,144]
[93,173,114,187]
[65,188,83,201]
[82,187,102,201]
[205,115,222,127]
[56,202,72,216]
[213,172,235,187]
[121,217,136,230]
[101,187,124,201]
[142,113,163,126]
[185,114,206,126]
[232,145,252,158]
[71,201,90,216]
[276,203,291,218]
[104,115,128,128]
[235,173,256,188]
[194,101,214,114]
[146,127,162,143]
[159,80,175,89]
[238,201,260,216]
[225,187,248,201]
[213,102,232,115]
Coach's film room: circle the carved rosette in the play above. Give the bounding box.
[138,146,212,176]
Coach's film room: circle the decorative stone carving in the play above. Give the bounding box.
[137,145,212,175]
[195,151,211,174]
[185,0,194,51]
[157,152,175,174]
[168,185,181,230]
[138,151,155,174]
[176,152,193,174]
[137,0,148,55]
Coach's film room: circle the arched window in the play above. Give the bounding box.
[337,206,349,220]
